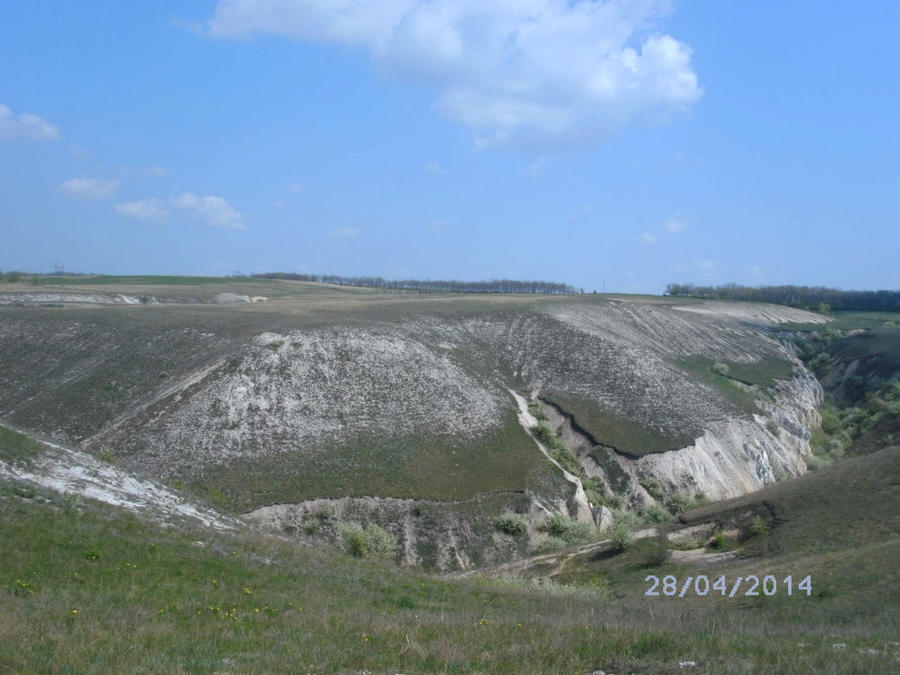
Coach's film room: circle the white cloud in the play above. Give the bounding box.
[115,199,169,223]
[205,0,702,151]
[171,192,246,229]
[329,227,360,238]
[424,160,443,174]
[0,103,60,141]
[664,217,688,233]
[637,231,657,244]
[59,178,119,201]
[287,182,304,193]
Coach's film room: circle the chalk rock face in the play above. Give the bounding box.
[130,329,503,476]
[593,505,615,532]
[214,292,251,304]
[608,360,823,504]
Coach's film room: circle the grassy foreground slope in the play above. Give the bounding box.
[1,417,897,673]
[543,448,900,664]
[2,474,896,673]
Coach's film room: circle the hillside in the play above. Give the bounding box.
[1,425,896,673]
[0,277,828,569]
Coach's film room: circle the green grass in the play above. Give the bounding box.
[677,355,794,416]
[542,393,695,456]
[783,310,900,332]
[191,410,567,511]
[1,479,895,673]
[546,449,900,671]
[0,425,44,466]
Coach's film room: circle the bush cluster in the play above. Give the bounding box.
[540,514,594,546]
[339,522,397,560]
[494,513,528,537]
[669,492,708,515]
[531,424,581,477]
[610,524,632,551]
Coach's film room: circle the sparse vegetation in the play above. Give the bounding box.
[527,399,548,421]
[531,423,585,480]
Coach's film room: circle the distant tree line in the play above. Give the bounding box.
[252,272,577,295]
[664,283,900,312]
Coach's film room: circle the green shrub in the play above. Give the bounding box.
[669,535,703,551]
[711,362,730,377]
[494,513,528,537]
[610,524,632,551]
[532,425,582,476]
[610,508,641,530]
[339,522,397,560]
[365,524,398,559]
[709,532,731,551]
[98,448,118,465]
[670,492,708,515]
[766,420,781,438]
[527,400,548,422]
[747,515,770,536]
[642,504,671,524]
[641,536,669,567]
[540,514,593,545]
[639,477,664,501]
[535,537,566,554]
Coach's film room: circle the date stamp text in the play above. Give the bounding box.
[644,574,812,598]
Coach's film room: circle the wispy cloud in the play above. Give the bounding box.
[424,160,443,175]
[637,216,690,244]
[287,182,304,194]
[59,178,119,201]
[171,192,246,230]
[115,199,168,223]
[329,227,360,238]
[0,103,60,141]
[204,0,702,152]
[115,192,246,229]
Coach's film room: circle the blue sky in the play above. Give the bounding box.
[1,0,898,293]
